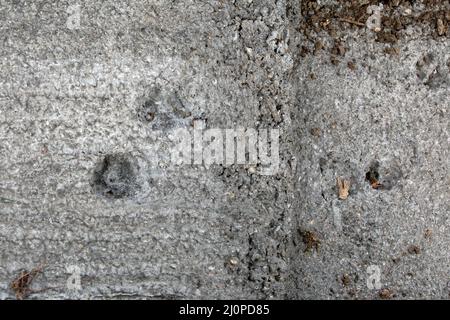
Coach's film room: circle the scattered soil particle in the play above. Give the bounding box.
[10,264,44,300]
[384,46,400,56]
[376,31,398,44]
[407,245,421,255]
[41,144,49,155]
[297,0,449,61]
[300,230,321,253]
[330,56,340,66]
[300,45,310,57]
[379,288,394,299]
[341,274,351,287]
[347,60,357,70]
[314,40,324,54]
[365,162,382,189]
[424,229,433,239]
[310,127,321,137]
[331,41,347,56]
[144,111,155,122]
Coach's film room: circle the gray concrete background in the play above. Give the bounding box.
[0,0,448,299]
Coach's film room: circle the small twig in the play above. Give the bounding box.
[339,18,366,27]
[10,263,46,300]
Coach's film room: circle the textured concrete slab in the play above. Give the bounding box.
[0,0,448,299]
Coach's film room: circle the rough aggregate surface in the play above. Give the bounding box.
[0,0,448,299]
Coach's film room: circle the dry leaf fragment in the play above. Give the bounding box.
[336,177,351,200]
[369,179,382,189]
[437,19,447,36]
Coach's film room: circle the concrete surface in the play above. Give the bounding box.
[0,0,448,299]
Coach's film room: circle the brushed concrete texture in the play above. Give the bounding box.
[289,36,449,299]
[0,0,448,299]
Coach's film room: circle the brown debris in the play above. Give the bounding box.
[384,46,400,56]
[376,31,398,44]
[437,18,448,36]
[144,111,155,122]
[341,274,351,287]
[10,264,45,300]
[330,56,340,66]
[300,45,310,58]
[336,177,351,200]
[407,245,421,255]
[300,230,321,253]
[310,127,321,137]
[347,60,356,70]
[331,41,347,57]
[298,1,448,60]
[379,288,394,299]
[370,180,382,189]
[314,40,324,54]
[366,164,382,189]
